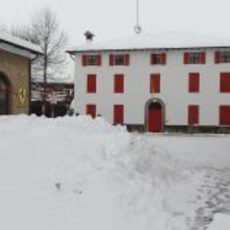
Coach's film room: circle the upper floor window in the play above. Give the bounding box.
[150,74,160,93]
[184,52,206,64]
[215,51,230,63]
[114,74,124,93]
[109,54,130,66]
[220,73,230,93]
[82,54,101,66]
[150,53,166,65]
[87,74,96,93]
[189,73,200,93]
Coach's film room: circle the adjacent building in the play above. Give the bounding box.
[31,82,74,117]
[0,32,42,115]
[67,32,230,132]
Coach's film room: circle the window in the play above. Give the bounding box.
[114,74,124,93]
[86,104,96,118]
[82,54,101,66]
[109,54,129,65]
[113,105,124,124]
[150,53,166,65]
[189,73,200,93]
[220,73,230,93]
[188,105,199,125]
[219,106,230,125]
[87,74,96,93]
[150,74,160,93]
[184,52,206,64]
[215,51,230,63]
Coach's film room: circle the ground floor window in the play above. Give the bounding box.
[188,105,199,125]
[219,105,230,125]
[113,104,124,124]
[86,104,96,118]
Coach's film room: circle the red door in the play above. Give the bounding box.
[147,102,163,132]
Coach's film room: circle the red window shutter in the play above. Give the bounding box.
[114,105,124,124]
[188,105,199,125]
[114,74,124,93]
[82,55,87,66]
[220,105,230,125]
[96,55,101,65]
[220,73,230,92]
[184,52,190,64]
[200,52,206,64]
[87,74,96,93]
[189,73,200,93]
[109,54,114,65]
[150,53,154,65]
[161,53,166,65]
[86,104,96,118]
[125,54,130,65]
[150,74,160,93]
[215,51,221,64]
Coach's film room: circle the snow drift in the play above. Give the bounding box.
[0,115,229,230]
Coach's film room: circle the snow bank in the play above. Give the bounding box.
[207,214,230,230]
[0,115,229,230]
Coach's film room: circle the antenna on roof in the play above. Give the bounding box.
[134,0,142,34]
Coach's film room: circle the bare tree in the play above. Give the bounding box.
[9,8,69,115]
[11,7,68,83]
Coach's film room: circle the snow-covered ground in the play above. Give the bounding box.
[0,115,229,230]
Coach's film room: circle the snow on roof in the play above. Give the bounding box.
[67,31,230,53]
[0,31,42,54]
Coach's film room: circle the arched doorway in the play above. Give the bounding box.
[146,99,164,132]
[0,74,10,115]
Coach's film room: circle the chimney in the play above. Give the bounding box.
[84,30,95,43]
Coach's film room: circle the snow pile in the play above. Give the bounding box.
[206,213,230,230]
[0,115,229,230]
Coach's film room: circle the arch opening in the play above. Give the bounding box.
[145,99,164,132]
[0,73,11,115]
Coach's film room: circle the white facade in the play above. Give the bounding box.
[69,33,230,131]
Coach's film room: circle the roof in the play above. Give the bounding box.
[67,32,230,53]
[0,32,42,54]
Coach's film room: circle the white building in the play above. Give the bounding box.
[67,32,230,132]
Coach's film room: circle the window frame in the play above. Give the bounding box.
[150,53,166,65]
[189,73,200,93]
[220,73,230,93]
[184,52,206,64]
[188,105,199,125]
[219,105,230,125]
[150,74,161,93]
[215,51,230,63]
[82,54,101,66]
[109,54,129,66]
[86,104,96,118]
[114,74,124,93]
[87,74,97,93]
[113,104,124,124]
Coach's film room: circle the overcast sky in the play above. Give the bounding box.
[1,0,230,46]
